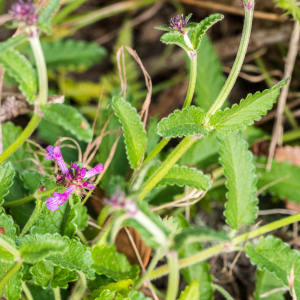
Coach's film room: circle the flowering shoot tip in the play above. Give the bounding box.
[169,14,189,34]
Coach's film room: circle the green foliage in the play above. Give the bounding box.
[255,156,300,202]
[247,235,300,295]
[38,0,60,34]
[147,164,211,191]
[112,97,147,169]
[0,162,15,205]
[178,281,200,300]
[0,49,37,103]
[43,103,92,142]
[191,14,223,50]
[193,35,225,111]
[160,32,193,53]
[254,270,285,300]
[146,115,160,155]
[219,131,258,230]
[20,170,42,194]
[209,79,288,136]
[156,106,208,138]
[23,39,107,71]
[128,290,152,300]
[16,233,68,263]
[274,0,300,21]
[0,35,25,53]
[92,245,140,281]
[0,235,16,262]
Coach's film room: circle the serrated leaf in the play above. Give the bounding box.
[128,290,152,300]
[157,106,208,138]
[193,35,226,111]
[96,290,124,300]
[92,245,139,281]
[0,162,15,203]
[254,269,285,300]
[75,204,89,231]
[19,170,41,193]
[43,103,92,142]
[147,164,211,191]
[38,0,60,34]
[0,35,25,53]
[16,233,68,263]
[178,281,200,300]
[219,131,258,230]
[23,39,107,71]
[173,226,229,251]
[255,156,300,202]
[247,235,300,296]
[146,115,160,155]
[154,24,171,31]
[0,209,18,240]
[209,79,289,136]
[191,14,223,50]
[160,31,194,53]
[112,97,147,169]
[0,49,37,103]
[31,261,78,289]
[0,235,16,262]
[45,236,94,278]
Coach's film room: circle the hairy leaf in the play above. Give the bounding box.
[92,245,140,281]
[191,14,223,50]
[178,281,200,300]
[0,35,25,53]
[45,236,94,278]
[160,31,193,53]
[157,106,208,138]
[43,103,92,142]
[0,49,37,103]
[95,290,124,300]
[0,235,16,262]
[0,162,15,204]
[255,156,300,202]
[146,115,160,155]
[128,290,152,300]
[20,170,42,194]
[247,235,300,296]
[112,97,147,169]
[38,0,60,34]
[209,79,288,136]
[193,35,225,111]
[147,164,211,191]
[75,205,89,231]
[219,132,258,230]
[17,233,68,263]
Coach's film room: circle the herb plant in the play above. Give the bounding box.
[0,0,299,299]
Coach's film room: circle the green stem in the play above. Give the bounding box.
[76,230,89,246]
[60,201,71,236]
[211,284,234,300]
[183,55,197,108]
[139,135,199,199]
[29,35,48,107]
[149,213,300,279]
[22,282,33,300]
[70,272,86,300]
[165,252,179,300]
[0,261,23,294]
[0,114,41,166]
[2,186,60,208]
[143,138,171,165]
[54,287,61,300]
[20,199,42,237]
[204,1,254,124]
[0,236,20,258]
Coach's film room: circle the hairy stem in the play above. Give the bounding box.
[0,261,23,294]
[204,0,254,124]
[22,282,33,300]
[143,138,171,165]
[149,213,300,279]
[0,236,20,258]
[54,287,61,300]
[70,272,86,300]
[183,55,197,108]
[166,252,179,300]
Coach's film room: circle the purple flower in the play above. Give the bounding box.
[9,0,38,34]
[169,14,188,34]
[107,191,138,216]
[44,145,104,211]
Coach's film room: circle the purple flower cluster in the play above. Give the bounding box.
[45,145,104,211]
[106,191,137,216]
[169,15,188,34]
[10,0,38,27]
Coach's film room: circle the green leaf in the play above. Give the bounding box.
[193,35,226,111]
[0,35,25,53]
[209,79,289,136]
[147,164,211,191]
[38,0,60,34]
[43,103,92,142]
[146,115,160,155]
[160,32,193,53]
[16,233,68,263]
[156,106,208,138]
[178,281,200,300]
[173,227,229,251]
[191,14,223,50]
[128,290,152,300]
[112,97,147,169]
[254,269,285,300]
[45,236,95,278]
[19,170,41,194]
[154,24,171,31]
[247,235,300,296]
[255,156,300,202]
[0,162,15,204]
[75,205,89,231]
[27,283,56,300]
[0,49,37,103]
[218,131,258,230]
[31,261,78,289]
[0,235,16,262]
[92,245,139,281]
[0,209,18,240]
[23,39,107,71]
[96,290,124,300]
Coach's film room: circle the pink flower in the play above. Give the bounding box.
[169,15,189,34]
[46,146,68,174]
[46,185,76,211]
[107,191,138,216]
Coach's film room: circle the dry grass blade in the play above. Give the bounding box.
[55,137,82,162]
[116,46,127,98]
[275,145,300,166]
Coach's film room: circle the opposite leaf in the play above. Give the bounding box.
[178,281,200,300]
[112,97,147,169]
[160,31,194,53]
[219,131,258,230]
[210,79,288,136]
[191,13,224,50]
[0,49,37,103]
[157,106,208,138]
[0,162,15,203]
